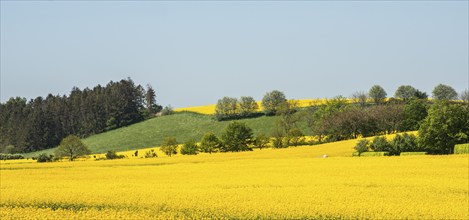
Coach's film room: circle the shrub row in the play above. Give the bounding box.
[36,153,54,163]
[400,152,427,156]
[454,143,469,154]
[354,133,423,156]
[352,152,389,157]
[0,153,24,160]
[105,150,125,160]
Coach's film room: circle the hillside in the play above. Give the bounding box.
[174,99,328,115]
[25,112,309,157]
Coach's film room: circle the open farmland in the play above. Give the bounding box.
[1,141,468,219]
[175,99,329,115]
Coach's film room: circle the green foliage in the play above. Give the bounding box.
[307,96,349,142]
[238,96,258,117]
[394,85,417,100]
[220,122,254,152]
[389,134,403,156]
[418,102,469,154]
[199,133,221,154]
[390,133,419,155]
[271,124,287,149]
[215,97,238,120]
[0,78,151,153]
[54,135,91,161]
[401,99,428,131]
[180,139,199,155]
[0,145,16,154]
[161,105,174,116]
[254,134,270,150]
[370,136,391,152]
[262,90,287,115]
[413,89,428,99]
[369,85,387,104]
[401,133,419,152]
[36,153,54,163]
[286,127,305,147]
[354,139,370,155]
[400,152,427,156]
[160,137,178,157]
[105,150,125,160]
[144,149,158,158]
[454,143,469,154]
[276,101,300,135]
[60,112,288,155]
[432,84,458,100]
[0,153,24,160]
[144,84,162,116]
[358,152,390,157]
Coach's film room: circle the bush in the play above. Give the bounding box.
[161,105,174,116]
[354,139,370,156]
[400,133,419,152]
[390,133,419,155]
[254,134,270,150]
[0,153,24,160]
[180,140,199,155]
[287,128,305,147]
[220,122,254,152]
[400,152,427,156]
[272,136,285,149]
[144,149,158,158]
[370,136,391,152]
[37,153,54,163]
[454,143,469,154]
[105,150,125,160]
[200,133,221,154]
[161,137,178,157]
[359,152,390,157]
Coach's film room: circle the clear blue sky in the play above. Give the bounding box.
[1,1,468,107]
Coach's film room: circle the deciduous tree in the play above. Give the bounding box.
[54,135,90,161]
[200,133,221,154]
[220,122,254,152]
[418,101,469,154]
[369,85,387,104]
[161,137,178,157]
[394,85,417,101]
[432,84,458,100]
[261,90,287,115]
[238,96,258,117]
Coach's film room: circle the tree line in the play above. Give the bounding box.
[214,84,469,153]
[0,78,161,153]
[30,82,469,162]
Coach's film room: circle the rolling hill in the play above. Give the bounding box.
[24,112,309,157]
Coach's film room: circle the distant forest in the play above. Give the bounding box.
[0,78,161,153]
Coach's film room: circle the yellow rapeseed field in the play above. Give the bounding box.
[1,137,468,219]
[174,99,329,115]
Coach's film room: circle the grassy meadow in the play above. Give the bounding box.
[1,140,468,219]
[24,112,310,157]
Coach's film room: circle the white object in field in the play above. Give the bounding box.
[322,154,328,158]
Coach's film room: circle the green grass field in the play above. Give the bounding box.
[25,112,308,157]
